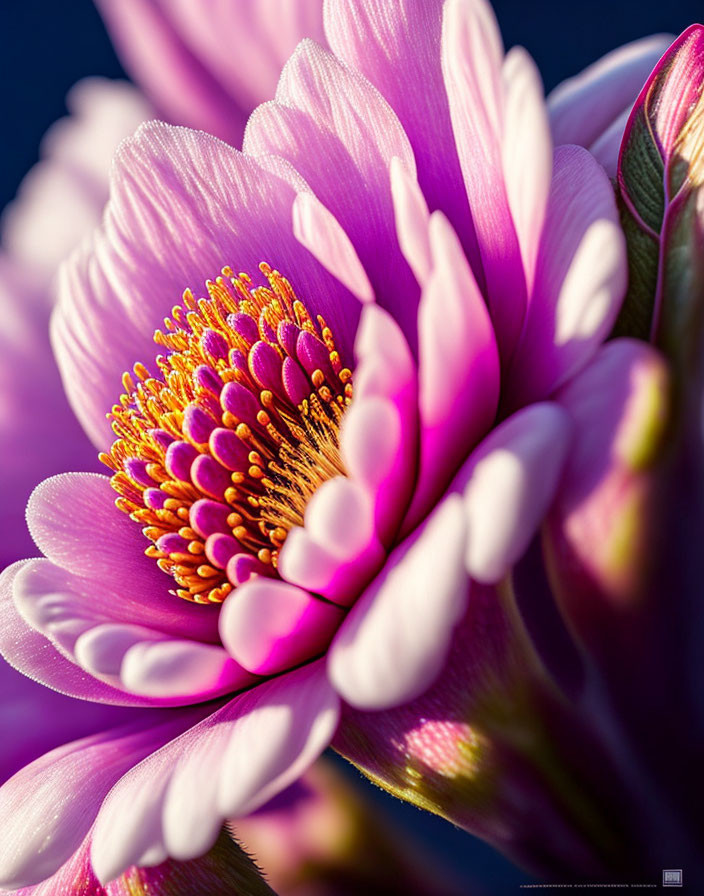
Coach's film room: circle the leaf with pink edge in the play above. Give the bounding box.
[615,24,704,359]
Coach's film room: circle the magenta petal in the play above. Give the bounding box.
[293,192,374,303]
[54,122,360,446]
[91,663,338,881]
[217,661,339,817]
[277,526,384,608]
[346,304,418,544]
[408,212,500,527]
[244,40,421,348]
[441,0,527,360]
[328,496,469,710]
[219,580,343,676]
[26,474,219,643]
[504,145,627,410]
[453,403,573,583]
[390,157,431,287]
[324,0,483,276]
[303,477,375,559]
[119,640,257,703]
[0,562,168,708]
[0,712,196,890]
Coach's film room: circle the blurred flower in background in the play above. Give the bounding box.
[95,0,326,146]
[1,0,702,892]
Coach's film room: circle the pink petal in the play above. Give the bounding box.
[548,34,673,150]
[303,476,375,559]
[26,473,219,643]
[219,579,344,676]
[324,0,483,275]
[54,122,360,447]
[441,0,526,360]
[292,192,374,302]
[328,496,469,710]
[95,0,248,145]
[244,40,421,348]
[504,145,627,410]
[501,46,552,291]
[0,562,166,708]
[407,212,499,527]
[74,623,168,677]
[91,663,338,881]
[345,304,418,545]
[588,106,631,178]
[217,662,339,817]
[277,526,384,608]
[0,712,195,889]
[454,403,572,583]
[119,640,256,703]
[161,0,326,111]
[15,560,232,708]
[390,156,432,286]
[340,397,402,495]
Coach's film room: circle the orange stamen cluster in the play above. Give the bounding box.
[101,263,353,604]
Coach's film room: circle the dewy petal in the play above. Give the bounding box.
[91,662,339,882]
[408,212,499,527]
[324,0,483,276]
[328,495,469,710]
[292,192,374,302]
[504,145,627,411]
[54,121,361,447]
[441,0,527,361]
[0,713,196,890]
[453,403,572,583]
[548,33,673,150]
[244,40,421,349]
[26,473,219,643]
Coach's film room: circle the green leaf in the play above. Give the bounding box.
[614,24,704,365]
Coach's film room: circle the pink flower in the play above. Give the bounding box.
[0,0,632,887]
[95,0,327,146]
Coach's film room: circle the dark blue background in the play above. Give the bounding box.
[0,1,701,892]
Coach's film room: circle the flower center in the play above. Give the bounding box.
[102,263,353,604]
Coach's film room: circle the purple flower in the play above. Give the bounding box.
[95,0,327,146]
[0,0,634,888]
[5,0,697,890]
